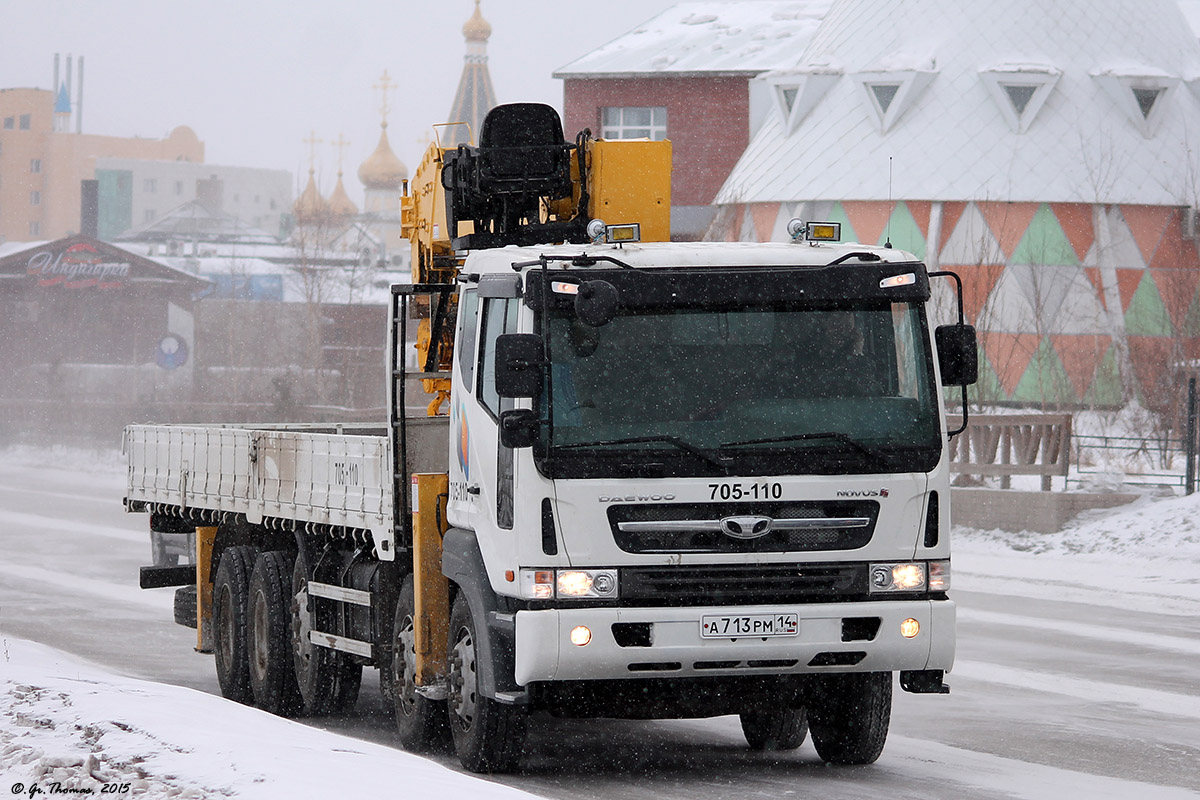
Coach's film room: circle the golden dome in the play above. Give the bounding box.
[293,169,330,224]
[328,172,359,219]
[357,124,408,190]
[462,0,491,42]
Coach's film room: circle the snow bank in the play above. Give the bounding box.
[955,490,1200,615]
[0,636,535,800]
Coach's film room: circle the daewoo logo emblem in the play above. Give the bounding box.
[719,515,773,539]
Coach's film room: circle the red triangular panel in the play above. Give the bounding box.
[981,332,1040,397]
[1121,205,1172,268]
[1127,336,1177,411]
[751,203,780,242]
[1148,211,1197,270]
[948,263,1006,324]
[938,202,968,255]
[1117,269,1145,312]
[1149,268,1200,332]
[1051,334,1112,399]
[1083,267,1107,309]
[1050,203,1094,263]
[841,201,895,248]
[904,200,932,240]
[977,202,1039,259]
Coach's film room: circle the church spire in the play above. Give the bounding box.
[447,0,498,145]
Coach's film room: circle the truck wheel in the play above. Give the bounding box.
[212,545,257,704]
[391,575,448,749]
[740,707,808,751]
[290,549,339,716]
[446,593,528,773]
[247,551,303,717]
[808,672,892,765]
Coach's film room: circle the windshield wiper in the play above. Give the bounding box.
[554,435,731,473]
[719,431,888,461]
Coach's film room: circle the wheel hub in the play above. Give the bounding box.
[448,626,477,729]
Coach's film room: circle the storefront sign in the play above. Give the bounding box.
[26,242,131,288]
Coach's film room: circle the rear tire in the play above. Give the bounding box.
[290,549,339,716]
[247,551,303,716]
[212,546,256,704]
[808,672,892,765]
[446,593,528,773]
[740,707,808,751]
[392,575,449,750]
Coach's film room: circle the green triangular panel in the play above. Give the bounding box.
[1012,337,1074,403]
[1182,290,1200,338]
[879,201,926,259]
[1124,273,1173,336]
[1082,347,1125,407]
[825,202,859,245]
[1010,203,1078,266]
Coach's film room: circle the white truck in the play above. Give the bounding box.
[128,103,976,773]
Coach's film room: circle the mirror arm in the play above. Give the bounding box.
[930,269,969,438]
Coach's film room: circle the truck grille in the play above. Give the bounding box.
[619,563,869,606]
[609,501,878,554]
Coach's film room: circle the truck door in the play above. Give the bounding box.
[474,296,520,533]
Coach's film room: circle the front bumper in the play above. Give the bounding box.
[514,599,954,685]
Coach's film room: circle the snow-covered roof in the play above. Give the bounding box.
[717,0,1200,206]
[553,1,832,78]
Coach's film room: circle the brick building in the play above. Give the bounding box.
[554,2,830,239]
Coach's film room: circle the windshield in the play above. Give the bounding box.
[536,300,941,478]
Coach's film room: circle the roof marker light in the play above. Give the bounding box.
[880,272,916,289]
[551,281,580,295]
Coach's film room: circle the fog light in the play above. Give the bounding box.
[570,625,592,646]
[901,618,920,638]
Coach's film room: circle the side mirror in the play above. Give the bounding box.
[499,408,540,449]
[495,333,544,398]
[574,280,618,327]
[935,324,978,386]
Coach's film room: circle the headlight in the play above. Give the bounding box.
[869,562,927,592]
[518,569,618,599]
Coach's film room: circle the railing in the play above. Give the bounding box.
[947,414,1072,491]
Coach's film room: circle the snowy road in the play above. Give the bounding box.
[1,450,1198,799]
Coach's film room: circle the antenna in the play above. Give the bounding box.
[885,156,894,249]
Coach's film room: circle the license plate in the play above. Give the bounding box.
[700,613,799,638]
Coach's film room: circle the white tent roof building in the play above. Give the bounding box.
[708,0,1200,408]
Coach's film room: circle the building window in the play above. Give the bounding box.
[175,180,184,195]
[29,221,40,236]
[30,190,40,206]
[144,209,156,223]
[143,178,157,193]
[2,117,13,129]
[19,114,31,130]
[30,159,41,173]
[601,106,667,140]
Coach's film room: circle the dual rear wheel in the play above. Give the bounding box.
[211,547,360,718]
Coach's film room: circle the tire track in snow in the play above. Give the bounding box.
[0,562,172,612]
[953,660,1200,720]
[958,607,1200,656]
[0,508,145,544]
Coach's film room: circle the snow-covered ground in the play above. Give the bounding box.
[2,445,1199,799]
[0,637,534,800]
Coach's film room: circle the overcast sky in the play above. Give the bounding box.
[3,0,683,201]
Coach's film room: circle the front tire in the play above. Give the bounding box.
[808,672,892,765]
[740,707,808,751]
[391,575,448,750]
[446,594,528,773]
[212,546,257,704]
[247,551,303,716]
